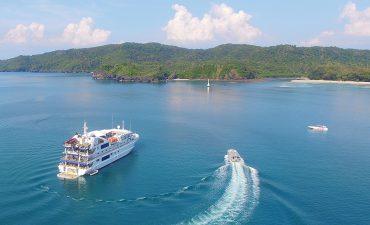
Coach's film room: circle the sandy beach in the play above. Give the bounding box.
[172,78,190,81]
[291,79,370,86]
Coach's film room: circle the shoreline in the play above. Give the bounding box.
[169,78,267,82]
[291,79,370,86]
[172,78,190,81]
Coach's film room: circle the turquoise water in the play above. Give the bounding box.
[1,72,370,225]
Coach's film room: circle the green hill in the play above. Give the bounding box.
[1,42,370,81]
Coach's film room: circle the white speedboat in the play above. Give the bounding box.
[57,121,139,179]
[308,125,328,131]
[224,149,244,164]
[207,79,210,87]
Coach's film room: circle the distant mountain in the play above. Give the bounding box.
[0,42,369,81]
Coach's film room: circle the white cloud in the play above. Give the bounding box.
[341,1,370,36]
[302,31,335,46]
[61,17,111,45]
[4,22,45,43]
[301,2,370,47]
[163,3,261,43]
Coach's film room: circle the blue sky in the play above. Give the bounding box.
[0,0,369,59]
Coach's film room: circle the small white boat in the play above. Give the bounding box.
[88,170,98,176]
[308,125,328,131]
[224,149,244,164]
[207,79,210,87]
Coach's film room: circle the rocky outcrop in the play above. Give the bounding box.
[92,71,170,83]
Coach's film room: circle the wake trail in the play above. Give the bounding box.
[36,165,229,203]
[36,163,260,224]
[182,163,260,225]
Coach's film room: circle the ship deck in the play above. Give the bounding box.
[57,173,79,179]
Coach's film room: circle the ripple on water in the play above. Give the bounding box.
[10,152,57,186]
[1,183,70,225]
[261,177,308,224]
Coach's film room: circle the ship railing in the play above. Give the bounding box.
[65,150,88,156]
[60,160,92,168]
[65,150,76,155]
[78,152,89,156]
[102,140,132,152]
[65,149,90,156]
[59,163,91,169]
[63,152,89,158]
[59,162,79,168]
[64,146,89,151]
[74,147,89,152]
[61,156,90,163]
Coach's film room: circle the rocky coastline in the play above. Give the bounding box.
[92,71,178,83]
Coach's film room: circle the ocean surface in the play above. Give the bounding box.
[0,72,370,225]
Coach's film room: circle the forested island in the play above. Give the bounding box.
[0,42,369,82]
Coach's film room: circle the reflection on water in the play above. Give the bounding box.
[165,81,244,114]
[1,74,370,225]
[61,176,87,194]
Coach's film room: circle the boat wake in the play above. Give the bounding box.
[36,158,259,225]
[36,168,221,203]
[180,163,260,225]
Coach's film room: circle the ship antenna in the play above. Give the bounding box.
[122,120,125,130]
[111,113,113,129]
[83,121,88,136]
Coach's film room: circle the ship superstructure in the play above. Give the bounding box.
[58,121,139,179]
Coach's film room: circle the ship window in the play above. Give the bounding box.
[101,143,109,149]
[102,155,110,161]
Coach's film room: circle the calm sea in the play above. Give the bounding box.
[0,72,370,225]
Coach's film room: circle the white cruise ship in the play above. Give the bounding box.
[57,121,139,179]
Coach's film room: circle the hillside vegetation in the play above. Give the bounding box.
[0,42,370,81]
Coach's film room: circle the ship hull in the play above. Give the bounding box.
[89,140,136,171]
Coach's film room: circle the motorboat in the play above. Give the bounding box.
[308,125,328,131]
[224,149,244,164]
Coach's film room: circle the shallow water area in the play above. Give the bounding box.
[0,73,370,224]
